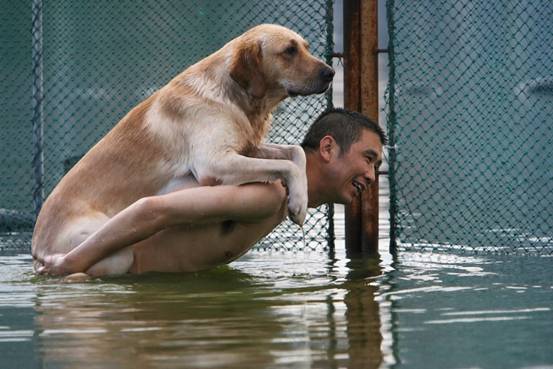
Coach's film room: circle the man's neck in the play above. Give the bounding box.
[305,151,328,208]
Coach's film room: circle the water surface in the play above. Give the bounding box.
[1,241,552,369]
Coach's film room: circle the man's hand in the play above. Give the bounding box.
[35,253,73,276]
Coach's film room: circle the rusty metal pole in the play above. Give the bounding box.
[344,0,379,256]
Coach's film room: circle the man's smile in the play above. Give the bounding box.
[352,180,367,195]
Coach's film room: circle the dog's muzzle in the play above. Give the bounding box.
[287,66,335,97]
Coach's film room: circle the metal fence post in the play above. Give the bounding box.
[344,0,379,256]
[31,0,45,220]
[325,0,336,257]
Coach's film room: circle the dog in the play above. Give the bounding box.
[32,24,334,275]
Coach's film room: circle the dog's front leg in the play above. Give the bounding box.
[194,153,308,225]
[252,143,306,171]
[252,144,308,222]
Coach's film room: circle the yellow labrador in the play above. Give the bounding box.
[32,24,334,273]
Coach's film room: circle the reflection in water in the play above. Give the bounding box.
[35,270,280,369]
[343,258,383,369]
[4,247,552,368]
[32,253,389,369]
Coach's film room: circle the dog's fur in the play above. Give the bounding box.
[32,24,334,271]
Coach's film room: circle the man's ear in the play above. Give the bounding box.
[319,135,339,163]
[229,40,267,98]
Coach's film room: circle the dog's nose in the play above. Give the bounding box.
[320,67,335,82]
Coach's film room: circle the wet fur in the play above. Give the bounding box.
[32,24,333,273]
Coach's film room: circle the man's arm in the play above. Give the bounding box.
[37,182,286,275]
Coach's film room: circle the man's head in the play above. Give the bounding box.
[302,108,386,205]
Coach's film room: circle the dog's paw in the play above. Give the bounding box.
[286,166,308,226]
[288,198,307,226]
[287,185,308,226]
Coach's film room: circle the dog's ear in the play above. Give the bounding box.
[230,40,266,98]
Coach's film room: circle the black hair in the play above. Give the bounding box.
[301,108,387,154]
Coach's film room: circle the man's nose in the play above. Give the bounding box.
[364,167,376,185]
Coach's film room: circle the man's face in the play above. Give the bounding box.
[327,129,383,204]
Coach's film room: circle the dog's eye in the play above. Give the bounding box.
[284,45,298,56]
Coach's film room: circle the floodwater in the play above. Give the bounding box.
[1,238,552,369]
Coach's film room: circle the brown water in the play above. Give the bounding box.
[2,247,388,369]
[1,243,553,369]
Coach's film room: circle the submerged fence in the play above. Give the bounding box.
[0,0,334,251]
[387,0,553,254]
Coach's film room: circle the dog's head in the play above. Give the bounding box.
[229,24,334,99]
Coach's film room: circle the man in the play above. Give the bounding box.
[36,108,385,278]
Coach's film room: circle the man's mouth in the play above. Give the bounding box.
[352,180,366,195]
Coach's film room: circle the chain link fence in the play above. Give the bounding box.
[1,0,334,252]
[387,0,553,255]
